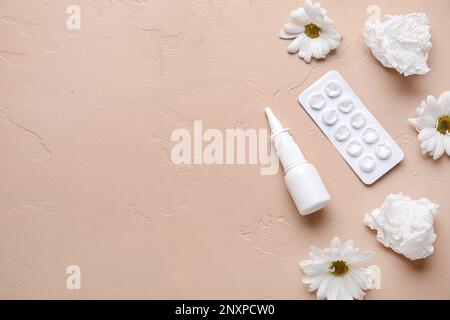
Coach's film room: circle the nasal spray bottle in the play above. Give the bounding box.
[265,108,331,215]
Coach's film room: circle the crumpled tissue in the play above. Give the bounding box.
[363,12,432,76]
[364,193,439,260]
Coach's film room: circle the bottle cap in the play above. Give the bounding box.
[265,107,331,215]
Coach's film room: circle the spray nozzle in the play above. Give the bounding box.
[264,107,290,137]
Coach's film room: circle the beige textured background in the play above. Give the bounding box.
[0,0,449,299]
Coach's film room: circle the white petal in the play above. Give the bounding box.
[283,23,304,35]
[304,273,325,291]
[350,250,375,265]
[349,268,372,291]
[330,248,341,261]
[420,133,439,154]
[423,95,444,118]
[330,237,342,250]
[336,277,353,300]
[408,116,436,131]
[322,248,332,259]
[343,274,364,300]
[420,133,436,154]
[310,39,325,59]
[303,0,315,18]
[316,274,330,299]
[425,134,438,153]
[287,35,304,53]
[416,102,426,116]
[320,36,340,51]
[309,246,325,259]
[433,136,445,160]
[321,28,342,49]
[303,1,314,16]
[299,259,330,275]
[279,29,298,39]
[321,16,335,28]
[418,127,437,142]
[408,118,419,131]
[299,259,312,269]
[298,37,313,63]
[290,8,309,26]
[299,259,314,271]
[333,277,346,300]
[327,277,339,300]
[341,242,357,261]
[341,248,354,260]
[304,0,326,26]
[438,91,450,115]
[343,239,355,249]
[318,3,327,16]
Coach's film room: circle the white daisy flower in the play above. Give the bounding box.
[299,237,375,300]
[409,91,450,160]
[279,0,342,63]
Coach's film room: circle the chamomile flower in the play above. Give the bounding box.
[299,237,375,300]
[409,91,450,160]
[279,0,342,63]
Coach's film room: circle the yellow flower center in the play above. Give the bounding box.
[437,115,450,135]
[329,261,349,276]
[305,23,321,38]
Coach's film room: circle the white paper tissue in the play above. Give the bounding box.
[364,193,439,260]
[363,13,432,76]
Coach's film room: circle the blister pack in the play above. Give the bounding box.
[298,70,404,185]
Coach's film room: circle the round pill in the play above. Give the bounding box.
[322,108,339,126]
[350,112,367,129]
[362,127,379,144]
[309,93,326,110]
[337,97,355,113]
[359,155,376,172]
[375,142,392,160]
[325,81,342,98]
[334,124,351,141]
[347,140,364,157]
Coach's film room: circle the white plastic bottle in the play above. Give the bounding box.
[265,108,331,215]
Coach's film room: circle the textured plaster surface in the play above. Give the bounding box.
[0,0,449,299]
